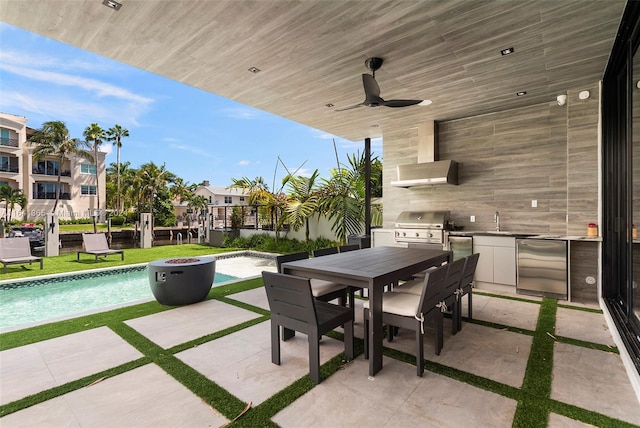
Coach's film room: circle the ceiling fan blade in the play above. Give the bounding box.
[362,74,380,98]
[382,99,423,108]
[334,103,366,112]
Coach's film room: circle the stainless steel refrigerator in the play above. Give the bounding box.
[516,238,567,298]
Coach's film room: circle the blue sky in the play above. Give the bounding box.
[0,22,381,191]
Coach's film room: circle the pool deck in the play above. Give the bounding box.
[1,264,639,426]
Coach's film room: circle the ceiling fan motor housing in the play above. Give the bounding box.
[365,57,384,73]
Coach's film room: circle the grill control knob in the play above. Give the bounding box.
[415,233,419,237]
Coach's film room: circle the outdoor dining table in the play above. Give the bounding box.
[281,245,453,377]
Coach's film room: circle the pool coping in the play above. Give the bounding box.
[0,249,276,333]
[0,250,277,287]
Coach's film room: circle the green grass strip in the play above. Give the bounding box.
[234,351,356,427]
[512,297,557,428]
[554,335,619,354]
[549,399,640,427]
[557,303,603,314]
[0,244,240,280]
[383,347,522,401]
[0,358,149,417]
[474,290,542,305]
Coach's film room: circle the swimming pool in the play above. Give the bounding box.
[0,266,237,330]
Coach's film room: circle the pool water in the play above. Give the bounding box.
[0,268,236,330]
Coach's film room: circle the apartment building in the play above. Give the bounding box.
[0,113,106,221]
[174,181,249,228]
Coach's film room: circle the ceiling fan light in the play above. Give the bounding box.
[418,100,433,106]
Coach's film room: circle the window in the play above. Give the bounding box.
[80,163,96,174]
[239,196,245,202]
[0,181,8,187]
[33,182,66,199]
[224,196,232,204]
[81,185,97,195]
[209,196,212,203]
[33,160,60,176]
[0,129,9,146]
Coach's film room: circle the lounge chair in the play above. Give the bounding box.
[0,237,43,273]
[77,233,124,261]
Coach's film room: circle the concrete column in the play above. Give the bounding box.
[140,213,153,248]
[204,213,212,243]
[44,213,59,257]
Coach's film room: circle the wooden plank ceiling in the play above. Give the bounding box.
[0,0,626,142]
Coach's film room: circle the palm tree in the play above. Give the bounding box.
[284,169,320,243]
[138,162,176,228]
[83,123,106,225]
[318,160,365,245]
[7,189,26,222]
[106,125,129,213]
[229,176,270,205]
[0,185,13,220]
[29,121,93,213]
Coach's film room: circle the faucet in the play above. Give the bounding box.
[494,211,500,231]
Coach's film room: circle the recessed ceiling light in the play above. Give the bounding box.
[248,67,261,73]
[325,103,334,108]
[516,91,527,96]
[418,99,433,106]
[501,47,515,56]
[102,0,122,10]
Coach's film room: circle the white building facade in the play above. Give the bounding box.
[0,113,106,222]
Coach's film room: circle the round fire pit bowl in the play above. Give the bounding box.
[148,257,216,305]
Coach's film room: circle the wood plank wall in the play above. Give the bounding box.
[382,82,600,235]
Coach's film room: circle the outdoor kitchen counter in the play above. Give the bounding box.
[449,231,602,241]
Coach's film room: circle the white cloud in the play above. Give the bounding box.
[101,144,113,155]
[0,90,142,129]
[220,107,261,119]
[168,143,213,158]
[0,62,154,105]
[238,160,250,166]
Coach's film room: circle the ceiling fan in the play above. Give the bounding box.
[335,57,425,111]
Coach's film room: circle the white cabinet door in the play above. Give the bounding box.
[472,236,516,286]
[494,246,516,285]
[474,245,494,283]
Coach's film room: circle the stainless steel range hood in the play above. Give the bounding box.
[390,160,459,187]
[390,122,459,187]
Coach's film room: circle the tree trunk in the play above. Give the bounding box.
[52,157,62,213]
[94,143,100,224]
[116,142,121,213]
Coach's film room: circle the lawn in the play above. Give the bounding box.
[0,244,244,281]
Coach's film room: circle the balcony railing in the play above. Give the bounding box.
[32,168,70,177]
[32,192,71,200]
[0,165,19,173]
[0,137,19,147]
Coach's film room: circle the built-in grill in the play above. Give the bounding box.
[394,210,450,246]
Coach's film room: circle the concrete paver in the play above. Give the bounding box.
[0,327,142,406]
[2,281,639,427]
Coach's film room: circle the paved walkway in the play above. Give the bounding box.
[1,279,639,427]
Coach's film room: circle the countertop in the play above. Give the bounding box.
[449,231,602,242]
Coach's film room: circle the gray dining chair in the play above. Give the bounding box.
[262,271,354,383]
[455,253,480,331]
[276,252,348,305]
[439,257,466,334]
[363,263,449,376]
[338,244,360,252]
[312,247,339,257]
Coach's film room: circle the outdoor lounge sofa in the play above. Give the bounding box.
[0,237,43,273]
[77,233,124,261]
